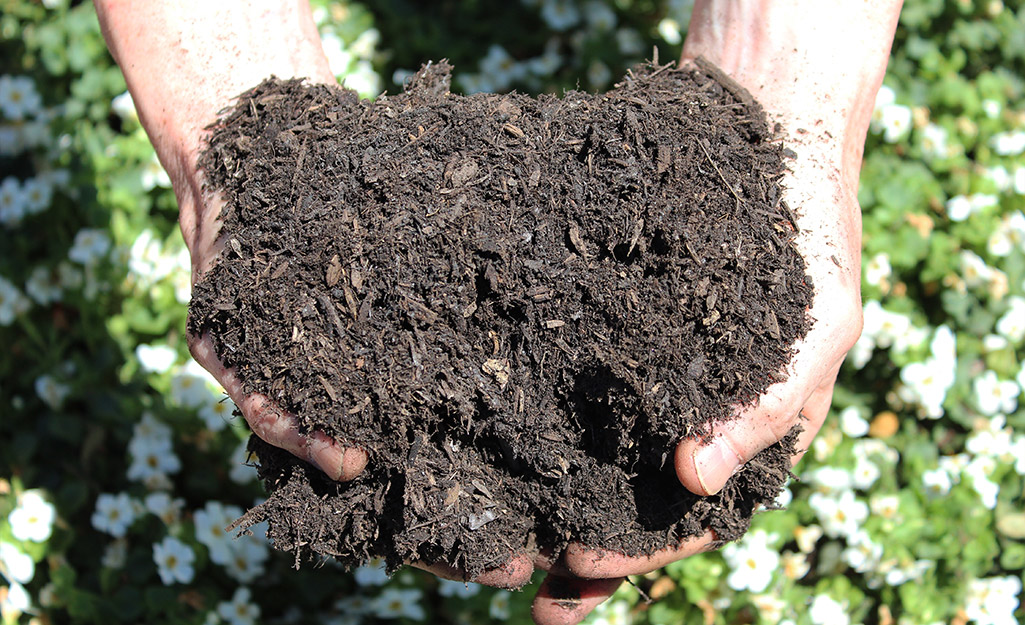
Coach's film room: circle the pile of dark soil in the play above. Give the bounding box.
[189,59,812,580]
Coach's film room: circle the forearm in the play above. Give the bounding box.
[682,0,903,191]
[95,0,331,179]
[95,0,332,260]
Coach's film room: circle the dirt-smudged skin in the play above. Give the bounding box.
[189,60,811,579]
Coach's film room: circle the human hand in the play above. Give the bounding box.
[95,1,368,481]
[533,2,904,622]
[94,0,550,594]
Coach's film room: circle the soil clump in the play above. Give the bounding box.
[189,59,812,580]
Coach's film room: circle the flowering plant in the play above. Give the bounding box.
[1,1,1023,625]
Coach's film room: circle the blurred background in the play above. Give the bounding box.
[1,0,1023,624]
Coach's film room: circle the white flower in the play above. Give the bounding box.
[57,261,83,290]
[152,536,195,585]
[458,73,496,95]
[110,90,137,122]
[0,125,21,157]
[489,590,511,620]
[68,228,111,266]
[995,296,1025,342]
[808,594,849,625]
[982,99,1002,119]
[136,343,178,373]
[793,525,823,554]
[145,492,184,525]
[540,0,581,31]
[773,485,793,508]
[170,362,219,408]
[223,539,269,584]
[990,129,1025,156]
[839,407,870,438]
[988,211,1025,257]
[900,328,957,420]
[656,17,682,44]
[132,411,174,447]
[8,490,56,542]
[961,250,993,287]
[140,153,171,190]
[0,275,30,325]
[25,266,62,305]
[353,556,390,586]
[864,252,892,287]
[0,176,26,226]
[320,32,353,77]
[722,530,780,592]
[966,415,1014,458]
[965,576,1021,625]
[583,1,617,31]
[480,45,526,91]
[590,597,631,625]
[615,28,644,56]
[349,28,379,60]
[880,104,912,143]
[870,494,900,520]
[127,433,181,484]
[922,467,952,497]
[919,123,950,158]
[883,559,931,586]
[986,165,1012,192]
[91,492,138,538]
[973,370,1019,416]
[780,550,809,580]
[870,85,896,133]
[1011,436,1025,475]
[437,578,481,598]
[861,301,916,350]
[1015,167,1025,195]
[229,439,258,484]
[199,396,235,432]
[847,332,875,369]
[1,581,31,616]
[0,75,42,121]
[340,60,381,99]
[217,587,261,625]
[34,374,70,410]
[948,194,999,222]
[0,541,34,584]
[371,587,425,620]
[194,501,243,565]
[964,456,1000,509]
[527,39,563,77]
[21,177,52,215]
[852,457,880,490]
[805,466,853,494]
[809,490,867,539]
[101,538,128,568]
[843,529,883,573]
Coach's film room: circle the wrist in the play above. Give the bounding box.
[97,1,333,180]
[682,0,902,193]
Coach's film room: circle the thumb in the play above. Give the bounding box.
[674,377,837,496]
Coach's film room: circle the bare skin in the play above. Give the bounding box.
[96,1,902,623]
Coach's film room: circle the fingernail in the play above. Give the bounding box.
[692,439,742,496]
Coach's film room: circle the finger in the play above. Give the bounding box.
[189,332,368,481]
[533,548,572,577]
[531,574,624,625]
[562,530,715,579]
[412,553,535,589]
[675,300,859,497]
[791,379,836,466]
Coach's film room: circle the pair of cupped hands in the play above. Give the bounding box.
[97,1,901,622]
